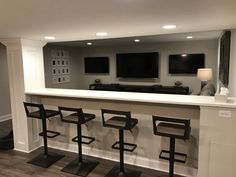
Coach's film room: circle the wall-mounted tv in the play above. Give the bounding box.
[116,52,159,78]
[84,57,109,74]
[169,53,205,74]
[219,31,231,87]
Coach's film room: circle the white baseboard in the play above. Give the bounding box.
[48,140,197,177]
[0,114,12,122]
[14,145,41,154]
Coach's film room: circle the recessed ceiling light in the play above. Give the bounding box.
[187,36,193,39]
[162,25,176,29]
[44,36,55,40]
[134,39,140,42]
[87,42,92,45]
[96,32,107,36]
[181,54,187,57]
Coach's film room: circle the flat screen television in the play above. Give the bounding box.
[169,53,205,74]
[84,57,109,74]
[116,52,159,78]
[219,31,231,87]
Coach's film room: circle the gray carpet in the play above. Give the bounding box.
[0,119,12,137]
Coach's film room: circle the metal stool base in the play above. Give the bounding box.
[105,165,141,177]
[27,152,64,168]
[61,158,99,177]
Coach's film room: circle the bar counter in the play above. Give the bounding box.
[25,88,236,177]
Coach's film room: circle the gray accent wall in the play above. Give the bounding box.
[44,39,218,93]
[0,44,11,117]
[44,45,82,89]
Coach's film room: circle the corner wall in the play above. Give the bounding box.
[229,29,236,96]
[0,44,11,119]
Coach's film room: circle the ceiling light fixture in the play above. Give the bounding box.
[134,39,140,42]
[87,42,92,45]
[96,32,107,36]
[44,36,55,40]
[187,36,193,39]
[181,54,187,57]
[162,25,176,29]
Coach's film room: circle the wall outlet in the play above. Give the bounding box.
[219,110,232,118]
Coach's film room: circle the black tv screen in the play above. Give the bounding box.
[84,57,109,73]
[116,52,159,78]
[169,54,205,74]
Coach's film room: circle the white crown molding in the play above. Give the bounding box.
[0,38,22,48]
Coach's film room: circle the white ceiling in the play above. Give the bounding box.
[0,0,236,42]
[54,30,222,47]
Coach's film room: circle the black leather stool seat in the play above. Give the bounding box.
[105,116,138,130]
[155,122,186,139]
[27,109,59,119]
[61,113,95,124]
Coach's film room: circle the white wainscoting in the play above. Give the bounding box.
[48,140,197,177]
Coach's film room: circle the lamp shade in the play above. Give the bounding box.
[197,68,213,81]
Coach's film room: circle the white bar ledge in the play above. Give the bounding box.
[26,88,236,108]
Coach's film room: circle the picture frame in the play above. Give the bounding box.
[52,68,57,75]
[65,67,70,74]
[56,51,61,58]
[57,68,61,75]
[52,59,57,66]
[61,59,66,66]
[61,67,66,74]
[58,76,62,83]
[61,76,66,83]
[56,59,62,66]
[52,76,58,84]
[65,59,70,66]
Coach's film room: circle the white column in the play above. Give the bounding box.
[21,39,46,92]
[229,29,236,96]
[0,38,46,152]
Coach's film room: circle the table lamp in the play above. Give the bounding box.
[197,68,213,90]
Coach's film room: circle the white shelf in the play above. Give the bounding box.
[25,88,236,108]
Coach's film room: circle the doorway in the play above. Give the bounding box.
[0,43,13,149]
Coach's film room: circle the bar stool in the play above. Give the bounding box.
[23,102,64,168]
[152,116,191,177]
[58,106,99,177]
[101,109,141,177]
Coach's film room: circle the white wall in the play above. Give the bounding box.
[44,39,218,93]
[0,44,11,117]
[229,29,236,96]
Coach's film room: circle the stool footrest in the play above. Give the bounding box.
[72,135,95,144]
[159,150,187,163]
[39,130,60,138]
[112,141,137,152]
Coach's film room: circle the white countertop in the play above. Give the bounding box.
[25,88,236,108]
